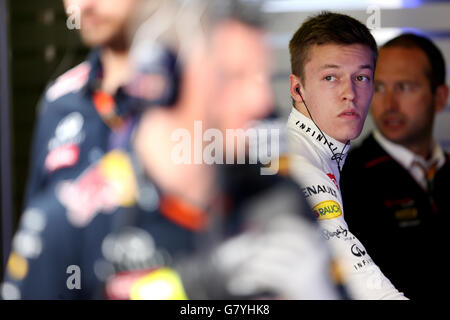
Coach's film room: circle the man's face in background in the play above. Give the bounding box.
[370,46,439,148]
[63,0,139,48]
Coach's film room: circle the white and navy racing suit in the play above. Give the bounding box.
[286,107,407,300]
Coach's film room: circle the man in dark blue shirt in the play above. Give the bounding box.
[24,0,145,205]
[1,0,151,299]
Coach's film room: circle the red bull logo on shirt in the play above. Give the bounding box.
[57,150,138,227]
[313,200,342,220]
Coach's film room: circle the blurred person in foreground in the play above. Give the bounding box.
[285,11,407,299]
[2,0,344,300]
[341,33,450,299]
[22,0,152,212]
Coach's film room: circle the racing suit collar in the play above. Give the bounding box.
[288,107,351,170]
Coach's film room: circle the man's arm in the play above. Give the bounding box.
[24,59,93,206]
[23,95,55,205]
[319,214,406,299]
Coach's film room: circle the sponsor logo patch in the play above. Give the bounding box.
[104,268,157,300]
[321,225,355,241]
[48,112,85,151]
[302,184,338,199]
[313,200,342,220]
[45,143,80,172]
[295,121,339,153]
[130,268,187,300]
[394,207,418,221]
[326,173,339,190]
[351,244,366,257]
[7,252,28,281]
[46,62,90,102]
[45,112,85,172]
[57,150,138,227]
[385,198,421,228]
[353,258,373,271]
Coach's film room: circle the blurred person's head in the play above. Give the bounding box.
[207,20,274,132]
[288,12,378,143]
[133,1,274,202]
[370,33,449,155]
[174,0,274,132]
[63,0,141,49]
[133,0,275,177]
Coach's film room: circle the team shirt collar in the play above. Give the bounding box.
[85,48,104,92]
[373,129,445,172]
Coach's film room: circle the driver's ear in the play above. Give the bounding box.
[290,74,304,103]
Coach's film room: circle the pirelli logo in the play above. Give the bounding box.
[313,200,342,220]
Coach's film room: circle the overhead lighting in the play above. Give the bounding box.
[262,0,411,13]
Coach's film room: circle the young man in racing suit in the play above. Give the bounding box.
[285,12,407,299]
[2,1,346,300]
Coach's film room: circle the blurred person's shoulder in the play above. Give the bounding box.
[44,61,91,104]
[37,50,100,116]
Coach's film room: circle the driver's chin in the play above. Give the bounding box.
[338,129,359,143]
